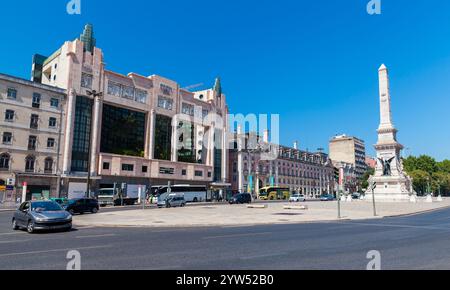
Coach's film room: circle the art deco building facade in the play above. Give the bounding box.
[3,24,229,199]
[228,131,335,198]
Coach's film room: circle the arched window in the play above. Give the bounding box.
[25,155,35,172]
[0,153,10,170]
[44,157,53,173]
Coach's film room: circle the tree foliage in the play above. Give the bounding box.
[403,155,450,196]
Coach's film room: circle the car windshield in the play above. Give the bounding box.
[31,202,62,212]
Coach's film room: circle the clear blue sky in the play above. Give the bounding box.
[1,0,449,160]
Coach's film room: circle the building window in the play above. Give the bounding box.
[208,172,212,178]
[122,164,134,172]
[2,132,12,145]
[157,96,173,110]
[103,162,110,170]
[5,110,14,122]
[47,138,55,148]
[81,73,93,89]
[159,167,174,175]
[50,98,59,108]
[28,136,37,150]
[135,89,148,103]
[195,170,203,177]
[0,153,10,171]
[7,88,17,99]
[25,155,35,172]
[181,169,187,176]
[44,157,53,173]
[107,81,122,97]
[121,86,135,100]
[142,166,148,173]
[154,114,172,160]
[30,114,39,129]
[71,96,93,172]
[100,104,146,157]
[49,117,57,128]
[181,103,195,116]
[160,84,173,96]
[32,93,41,108]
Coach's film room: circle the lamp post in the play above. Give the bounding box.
[85,90,103,198]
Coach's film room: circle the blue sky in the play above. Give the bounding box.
[1,0,449,160]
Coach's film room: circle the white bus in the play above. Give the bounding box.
[156,185,207,207]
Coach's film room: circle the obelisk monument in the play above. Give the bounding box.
[366,64,415,201]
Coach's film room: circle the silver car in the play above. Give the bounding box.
[12,201,72,233]
[165,195,187,208]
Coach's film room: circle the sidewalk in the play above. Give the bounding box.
[73,197,450,228]
[0,202,18,212]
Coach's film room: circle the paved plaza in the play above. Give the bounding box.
[72,198,450,228]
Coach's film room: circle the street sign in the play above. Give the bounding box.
[6,178,15,186]
[0,186,6,191]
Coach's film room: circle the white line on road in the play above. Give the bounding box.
[0,239,32,244]
[350,222,450,231]
[76,234,116,239]
[203,232,272,240]
[0,245,112,258]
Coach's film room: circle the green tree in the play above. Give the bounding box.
[437,160,450,174]
[415,155,438,174]
[409,170,430,195]
[432,172,450,196]
[403,156,418,173]
[360,167,375,190]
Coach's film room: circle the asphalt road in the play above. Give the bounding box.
[1,207,450,270]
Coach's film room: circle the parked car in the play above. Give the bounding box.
[320,194,335,201]
[50,198,68,206]
[352,192,362,199]
[229,193,252,204]
[63,198,99,214]
[12,201,72,233]
[164,195,186,208]
[289,194,306,202]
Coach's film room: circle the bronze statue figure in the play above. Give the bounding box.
[378,156,396,176]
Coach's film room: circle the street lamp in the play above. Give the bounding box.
[85,90,103,198]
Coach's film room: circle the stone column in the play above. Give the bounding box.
[62,89,77,174]
[171,115,178,162]
[146,109,156,159]
[89,95,102,176]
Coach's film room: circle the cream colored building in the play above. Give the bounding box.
[329,134,367,179]
[0,73,66,200]
[29,24,229,198]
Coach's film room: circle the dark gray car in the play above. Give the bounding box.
[12,201,72,233]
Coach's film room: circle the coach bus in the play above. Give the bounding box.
[156,185,207,207]
[259,186,290,200]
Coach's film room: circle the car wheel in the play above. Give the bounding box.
[12,219,19,230]
[27,221,35,234]
[193,198,198,203]
[91,207,98,214]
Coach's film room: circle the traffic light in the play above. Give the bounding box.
[334,167,340,182]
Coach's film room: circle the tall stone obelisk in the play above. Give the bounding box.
[366,64,415,202]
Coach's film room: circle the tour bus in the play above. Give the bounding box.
[156,185,207,207]
[259,186,290,200]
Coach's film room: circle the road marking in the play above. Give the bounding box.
[350,222,450,231]
[76,234,116,239]
[203,232,272,240]
[241,252,287,260]
[0,232,22,236]
[0,239,32,244]
[0,245,112,258]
